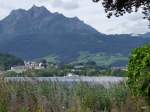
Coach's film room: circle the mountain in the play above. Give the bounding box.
[0,5,150,66]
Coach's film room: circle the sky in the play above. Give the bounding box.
[0,0,149,34]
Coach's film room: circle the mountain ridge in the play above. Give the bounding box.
[0,5,149,66]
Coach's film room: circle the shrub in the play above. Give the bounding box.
[128,44,150,99]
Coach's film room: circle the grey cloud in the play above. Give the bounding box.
[0,0,149,34]
[50,0,79,10]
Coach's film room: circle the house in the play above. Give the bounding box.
[10,66,26,73]
[111,66,128,71]
[9,61,48,73]
[24,61,48,70]
[65,73,79,78]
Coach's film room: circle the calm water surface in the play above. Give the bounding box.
[5,76,127,86]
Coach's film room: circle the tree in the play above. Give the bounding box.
[128,44,150,100]
[0,53,24,70]
[93,0,150,26]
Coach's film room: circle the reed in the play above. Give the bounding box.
[0,79,148,112]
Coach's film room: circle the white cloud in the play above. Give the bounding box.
[50,0,79,10]
[0,0,149,34]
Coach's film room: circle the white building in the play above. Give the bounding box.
[9,61,48,73]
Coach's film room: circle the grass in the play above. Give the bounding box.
[36,52,128,66]
[36,54,59,64]
[0,78,149,112]
[73,52,128,66]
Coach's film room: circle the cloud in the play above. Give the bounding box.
[0,0,149,34]
[50,0,79,10]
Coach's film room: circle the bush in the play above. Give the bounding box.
[128,44,150,99]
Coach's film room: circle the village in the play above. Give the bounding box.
[9,60,48,73]
[5,58,128,78]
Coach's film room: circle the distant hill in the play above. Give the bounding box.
[0,5,149,66]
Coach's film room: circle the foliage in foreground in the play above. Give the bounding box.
[0,79,149,112]
[128,44,150,101]
[93,0,150,26]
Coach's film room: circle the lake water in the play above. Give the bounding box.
[5,76,127,86]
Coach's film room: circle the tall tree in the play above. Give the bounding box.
[93,0,150,25]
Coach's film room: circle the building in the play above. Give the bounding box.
[9,61,48,73]
[10,66,26,73]
[65,73,79,78]
[111,66,128,71]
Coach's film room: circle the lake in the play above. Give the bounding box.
[5,76,127,86]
